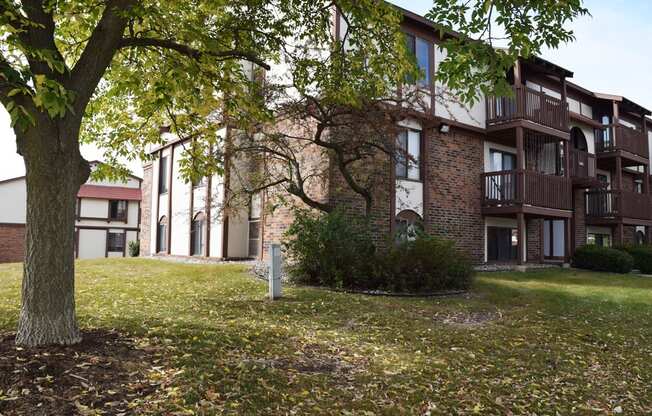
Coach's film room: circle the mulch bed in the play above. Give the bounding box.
[0,330,167,416]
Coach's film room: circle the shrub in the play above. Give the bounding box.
[128,240,140,257]
[283,209,376,289]
[377,236,474,293]
[616,245,652,274]
[572,245,633,274]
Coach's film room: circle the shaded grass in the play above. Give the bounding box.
[0,260,651,414]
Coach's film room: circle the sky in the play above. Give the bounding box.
[1,0,651,181]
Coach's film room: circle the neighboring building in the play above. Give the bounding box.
[139,5,652,265]
[0,162,142,263]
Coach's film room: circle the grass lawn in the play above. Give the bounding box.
[0,259,651,415]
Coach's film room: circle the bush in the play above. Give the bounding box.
[377,236,474,293]
[572,245,633,274]
[616,245,652,274]
[283,209,376,289]
[283,209,474,293]
[128,240,140,257]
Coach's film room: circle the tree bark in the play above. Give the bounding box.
[15,122,90,347]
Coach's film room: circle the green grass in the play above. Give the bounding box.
[1,259,651,415]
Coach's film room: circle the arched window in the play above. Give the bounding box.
[636,230,646,246]
[191,212,206,256]
[157,216,168,253]
[395,210,423,242]
[570,127,588,151]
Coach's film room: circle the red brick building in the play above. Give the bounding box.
[140,5,652,266]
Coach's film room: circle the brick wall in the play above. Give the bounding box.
[527,219,542,262]
[424,127,485,263]
[573,188,587,251]
[0,223,25,263]
[139,164,153,256]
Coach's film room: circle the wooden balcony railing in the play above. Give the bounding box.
[594,124,649,158]
[482,169,572,210]
[585,190,652,220]
[569,149,596,179]
[487,85,569,132]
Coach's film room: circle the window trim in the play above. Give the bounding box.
[107,231,126,253]
[403,31,434,91]
[156,215,168,253]
[190,212,206,256]
[158,156,169,195]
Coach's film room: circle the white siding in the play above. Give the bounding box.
[80,199,108,219]
[0,178,26,224]
[78,229,106,259]
[434,47,486,129]
[170,145,191,256]
[395,180,423,217]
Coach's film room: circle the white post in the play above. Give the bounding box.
[269,243,282,300]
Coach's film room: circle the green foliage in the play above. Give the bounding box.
[615,245,652,274]
[128,240,140,258]
[283,210,473,293]
[378,236,474,293]
[572,245,634,274]
[427,0,589,104]
[283,209,376,289]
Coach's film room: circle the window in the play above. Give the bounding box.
[395,210,423,242]
[637,230,646,245]
[587,233,611,247]
[159,156,168,194]
[109,200,127,221]
[107,232,125,252]
[190,212,206,256]
[405,34,431,87]
[489,149,516,172]
[396,130,421,180]
[157,216,168,253]
[635,179,643,194]
[248,193,262,257]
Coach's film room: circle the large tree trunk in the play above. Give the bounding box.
[15,122,90,347]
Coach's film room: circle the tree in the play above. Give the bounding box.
[0,0,587,346]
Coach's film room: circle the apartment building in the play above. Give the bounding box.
[0,162,142,263]
[139,5,652,265]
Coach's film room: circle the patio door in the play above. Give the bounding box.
[543,220,565,260]
[487,227,518,262]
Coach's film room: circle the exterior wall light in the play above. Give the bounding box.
[439,123,450,134]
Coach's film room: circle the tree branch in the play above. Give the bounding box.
[118,37,271,70]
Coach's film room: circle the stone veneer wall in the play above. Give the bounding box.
[139,164,153,256]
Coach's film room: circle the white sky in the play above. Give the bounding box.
[1,0,650,181]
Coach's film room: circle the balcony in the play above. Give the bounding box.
[482,170,572,212]
[569,149,596,180]
[595,124,649,159]
[586,190,652,221]
[487,86,569,133]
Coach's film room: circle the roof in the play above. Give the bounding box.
[77,185,142,201]
[566,81,651,116]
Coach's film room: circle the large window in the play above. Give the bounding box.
[489,149,516,172]
[395,210,423,242]
[190,212,206,256]
[157,216,168,253]
[107,232,126,252]
[487,227,518,262]
[109,200,127,221]
[248,193,262,257]
[587,233,611,247]
[159,156,168,194]
[405,34,431,87]
[396,130,421,180]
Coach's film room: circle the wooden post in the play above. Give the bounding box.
[615,156,623,191]
[516,127,525,204]
[565,218,572,262]
[517,213,526,265]
[646,226,652,245]
[513,59,522,87]
[612,101,620,147]
[616,223,625,246]
[563,140,570,177]
[644,163,650,195]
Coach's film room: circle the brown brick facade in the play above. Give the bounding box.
[139,164,153,256]
[527,219,542,262]
[424,128,485,263]
[0,224,25,263]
